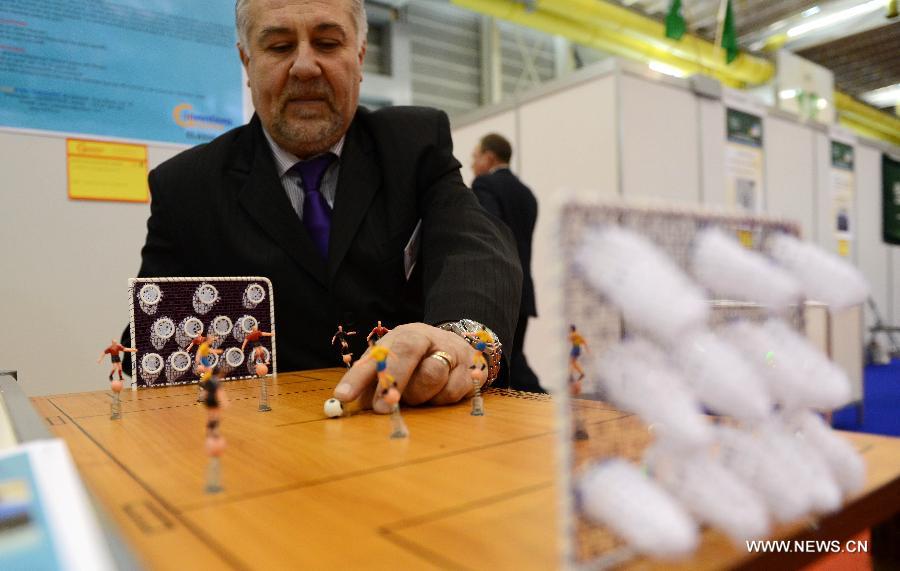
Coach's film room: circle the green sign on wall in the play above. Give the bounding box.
[884,154,900,246]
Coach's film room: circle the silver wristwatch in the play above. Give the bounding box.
[440,319,502,387]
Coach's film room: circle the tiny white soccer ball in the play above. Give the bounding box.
[323,398,343,418]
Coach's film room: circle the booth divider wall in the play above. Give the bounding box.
[451,58,897,398]
[0,131,184,396]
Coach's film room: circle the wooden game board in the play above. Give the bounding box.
[28,370,900,570]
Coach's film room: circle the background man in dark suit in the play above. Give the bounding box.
[130,0,522,413]
[471,134,542,393]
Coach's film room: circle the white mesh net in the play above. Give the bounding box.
[140,352,164,384]
[192,282,220,314]
[175,316,204,349]
[138,283,162,315]
[150,317,176,350]
[242,283,266,309]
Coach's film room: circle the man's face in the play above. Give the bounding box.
[471,145,494,178]
[239,0,366,158]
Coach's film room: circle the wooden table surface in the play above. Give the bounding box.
[29,369,900,570]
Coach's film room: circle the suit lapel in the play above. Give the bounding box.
[328,111,380,279]
[234,116,328,287]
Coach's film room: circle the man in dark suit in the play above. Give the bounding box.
[131,0,522,413]
[470,134,541,393]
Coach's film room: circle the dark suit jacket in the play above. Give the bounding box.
[134,106,522,371]
[472,168,537,317]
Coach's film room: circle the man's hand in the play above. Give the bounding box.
[333,323,477,413]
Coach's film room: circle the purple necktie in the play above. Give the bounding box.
[291,153,336,259]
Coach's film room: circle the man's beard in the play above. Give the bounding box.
[269,81,345,155]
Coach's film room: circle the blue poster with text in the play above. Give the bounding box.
[0,0,243,145]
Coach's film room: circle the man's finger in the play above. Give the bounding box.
[371,327,431,413]
[402,351,452,405]
[429,347,479,406]
[332,345,377,402]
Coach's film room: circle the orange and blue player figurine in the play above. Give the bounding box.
[466,329,493,416]
[568,325,590,440]
[361,345,408,438]
[331,325,357,368]
[568,325,589,392]
[202,368,229,493]
[97,339,137,420]
[185,332,209,354]
[366,320,390,346]
[195,339,223,402]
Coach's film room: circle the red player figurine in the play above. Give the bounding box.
[331,325,357,368]
[203,368,229,493]
[241,325,274,359]
[97,340,137,420]
[366,320,390,347]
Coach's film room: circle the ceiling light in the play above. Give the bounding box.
[816,98,828,110]
[860,84,900,108]
[780,89,799,99]
[801,6,821,17]
[787,0,884,38]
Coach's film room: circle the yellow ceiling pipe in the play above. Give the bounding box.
[452,0,706,75]
[541,0,774,85]
[835,92,900,147]
[452,0,900,147]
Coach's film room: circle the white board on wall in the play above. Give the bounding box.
[764,116,816,238]
[619,75,700,203]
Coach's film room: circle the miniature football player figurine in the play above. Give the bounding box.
[331,325,357,368]
[202,368,229,493]
[241,325,274,356]
[195,340,223,402]
[568,325,590,440]
[466,329,493,416]
[568,324,589,391]
[185,332,209,354]
[366,320,390,347]
[97,339,137,420]
[360,345,408,438]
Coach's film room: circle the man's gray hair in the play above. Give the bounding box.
[235,0,368,48]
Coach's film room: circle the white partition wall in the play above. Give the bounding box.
[451,58,897,395]
[619,75,700,203]
[764,116,817,239]
[518,74,619,390]
[0,131,183,396]
[857,144,892,329]
[698,97,726,206]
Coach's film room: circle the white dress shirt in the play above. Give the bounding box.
[262,128,345,220]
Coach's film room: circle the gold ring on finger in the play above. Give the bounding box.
[429,351,453,371]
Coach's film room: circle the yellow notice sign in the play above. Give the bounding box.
[737,229,754,249]
[67,138,149,202]
[837,239,850,257]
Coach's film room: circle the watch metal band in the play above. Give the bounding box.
[439,319,502,387]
